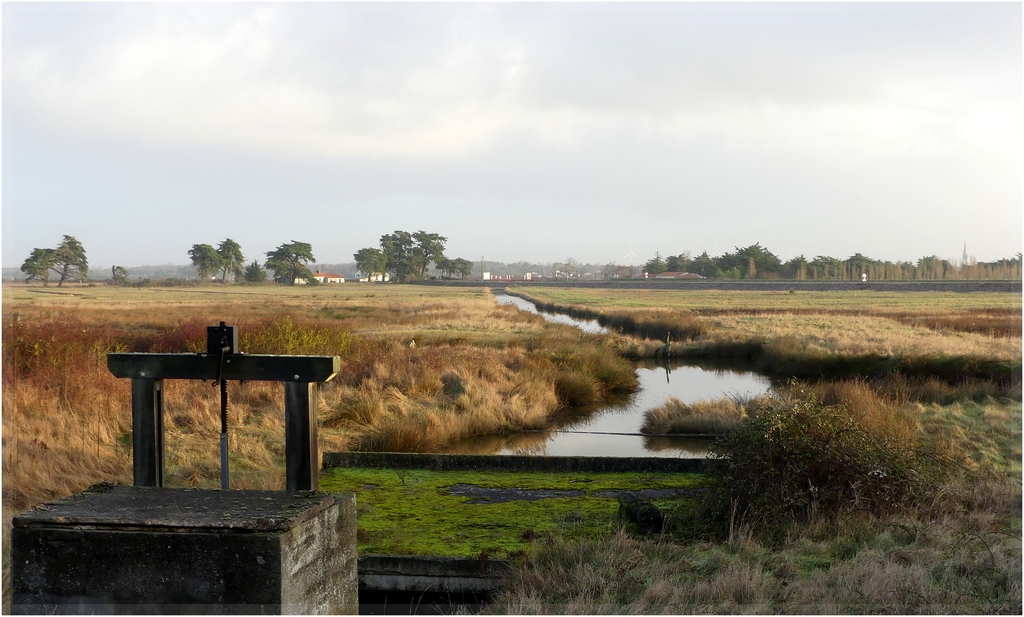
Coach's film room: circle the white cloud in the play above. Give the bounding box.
[3,3,1019,265]
[7,3,1017,164]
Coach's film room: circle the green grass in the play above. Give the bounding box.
[920,399,1023,476]
[318,467,703,557]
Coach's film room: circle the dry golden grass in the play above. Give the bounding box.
[706,312,1021,360]
[488,496,1022,614]
[641,397,748,435]
[514,287,1022,312]
[1,283,643,599]
[322,345,559,452]
[1,283,633,514]
[513,287,1022,362]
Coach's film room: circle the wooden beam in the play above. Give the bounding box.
[108,354,340,383]
[132,379,164,487]
[285,382,319,491]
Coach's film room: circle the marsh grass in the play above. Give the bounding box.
[322,345,560,452]
[487,505,1021,614]
[514,288,1022,367]
[508,290,706,342]
[641,398,749,435]
[1,285,637,513]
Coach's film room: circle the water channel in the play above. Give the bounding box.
[444,293,771,458]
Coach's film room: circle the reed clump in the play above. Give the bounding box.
[543,344,639,406]
[640,397,748,435]
[322,345,561,452]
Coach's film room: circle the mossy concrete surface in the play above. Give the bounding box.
[323,451,703,473]
[318,467,704,558]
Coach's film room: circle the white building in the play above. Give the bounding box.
[311,271,345,284]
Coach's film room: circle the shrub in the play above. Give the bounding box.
[240,315,353,356]
[705,393,936,529]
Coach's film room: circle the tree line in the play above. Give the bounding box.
[636,243,1023,281]
[19,235,1022,286]
[188,239,318,285]
[353,231,474,282]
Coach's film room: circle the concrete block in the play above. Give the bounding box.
[358,555,512,593]
[11,485,357,614]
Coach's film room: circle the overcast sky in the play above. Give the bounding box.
[3,2,1021,269]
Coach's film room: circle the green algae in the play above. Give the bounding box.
[319,467,704,557]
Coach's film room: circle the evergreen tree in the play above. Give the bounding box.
[216,238,245,283]
[265,241,316,285]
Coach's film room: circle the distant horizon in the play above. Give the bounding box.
[4,241,1019,282]
[29,244,1024,272]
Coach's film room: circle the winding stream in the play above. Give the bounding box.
[444,293,771,458]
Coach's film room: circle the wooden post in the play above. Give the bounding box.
[284,382,318,491]
[131,379,164,487]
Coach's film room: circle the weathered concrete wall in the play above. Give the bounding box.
[280,494,358,614]
[13,527,284,614]
[323,451,704,473]
[11,487,357,615]
[358,555,512,593]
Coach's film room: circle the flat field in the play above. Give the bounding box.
[512,286,1022,361]
[3,282,1020,613]
[512,287,1021,311]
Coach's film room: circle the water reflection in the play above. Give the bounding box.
[494,292,608,334]
[456,292,772,458]
[446,361,770,458]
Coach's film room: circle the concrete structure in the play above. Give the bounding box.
[359,556,511,594]
[11,486,358,614]
[324,451,703,473]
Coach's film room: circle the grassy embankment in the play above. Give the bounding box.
[485,286,1021,613]
[509,287,1021,382]
[1,284,637,579]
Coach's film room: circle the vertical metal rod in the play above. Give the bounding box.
[220,378,229,490]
